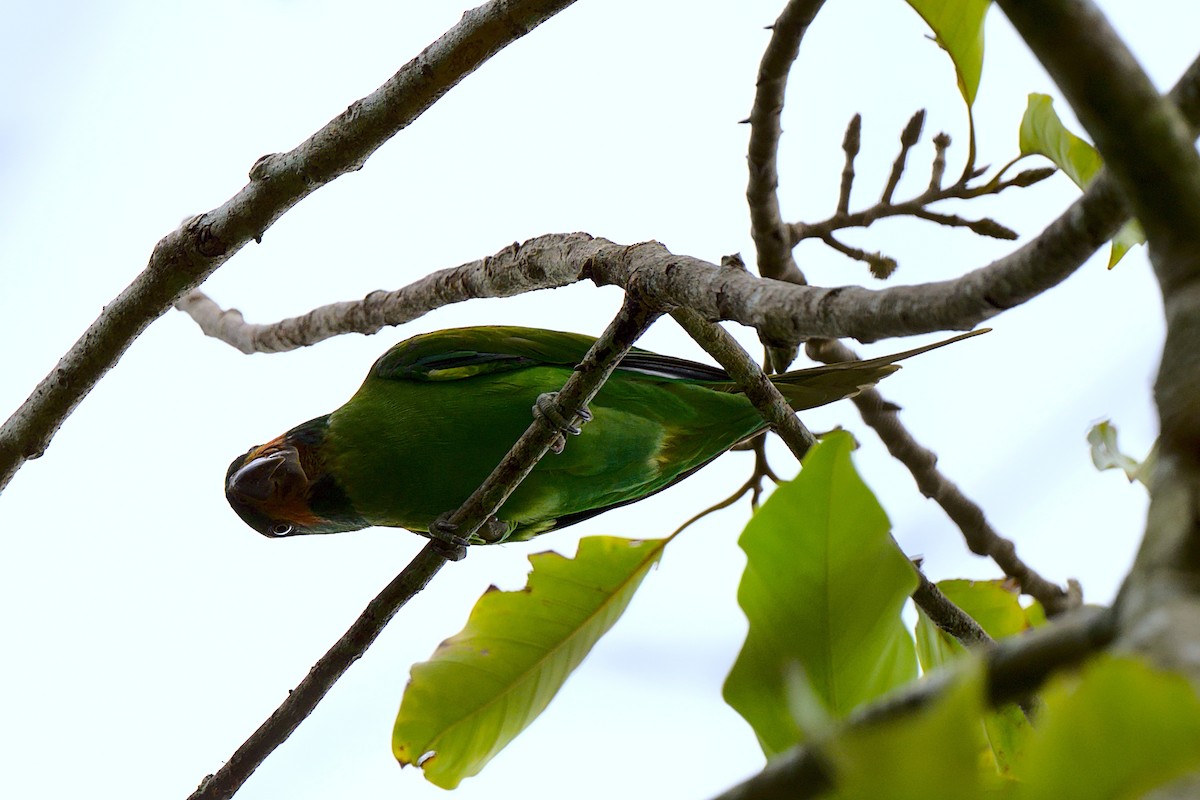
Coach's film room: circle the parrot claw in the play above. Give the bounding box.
[478,516,509,544]
[428,514,469,561]
[533,393,592,452]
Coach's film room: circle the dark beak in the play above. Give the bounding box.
[227,451,289,501]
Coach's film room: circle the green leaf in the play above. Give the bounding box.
[1087,419,1156,488]
[723,431,918,758]
[1019,93,1102,188]
[1018,93,1145,266]
[392,536,664,788]
[905,0,991,108]
[1017,657,1200,799]
[1108,219,1145,269]
[827,660,989,799]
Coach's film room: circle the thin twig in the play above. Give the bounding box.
[881,110,926,204]
[806,337,1079,616]
[837,114,862,215]
[0,0,581,493]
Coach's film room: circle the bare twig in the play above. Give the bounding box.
[806,337,1079,616]
[0,0,580,494]
[881,110,926,204]
[746,0,828,284]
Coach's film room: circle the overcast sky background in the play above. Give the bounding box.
[0,2,1184,798]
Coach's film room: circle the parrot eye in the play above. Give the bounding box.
[268,522,295,537]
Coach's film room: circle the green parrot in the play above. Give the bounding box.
[225,325,978,546]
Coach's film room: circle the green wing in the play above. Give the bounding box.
[372,326,729,384]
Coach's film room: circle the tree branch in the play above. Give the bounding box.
[670,306,816,460]
[0,0,579,493]
[746,0,827,284]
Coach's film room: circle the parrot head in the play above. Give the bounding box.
[224,416,367,538]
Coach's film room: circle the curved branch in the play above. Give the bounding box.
[0,0,580,493]
[181,188,1118,351]
[177,235,591,354]
[746,0,827,283]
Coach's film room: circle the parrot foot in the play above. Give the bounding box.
[478,516,509,544]
[428,514,469,561]
[533,393,592,454]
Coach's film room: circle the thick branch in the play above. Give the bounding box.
[0,0,578,493]
[181,202,1118,352]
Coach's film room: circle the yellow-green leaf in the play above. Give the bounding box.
[1087,419,1156,489]
[1017,657,1200,799]
[827,660,989,799]
[1018,93,1145,267]
[905,0,991,107]
[393,536,664,788]
[723,431,918,758]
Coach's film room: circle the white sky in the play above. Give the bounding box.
[0,1,1181,798]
